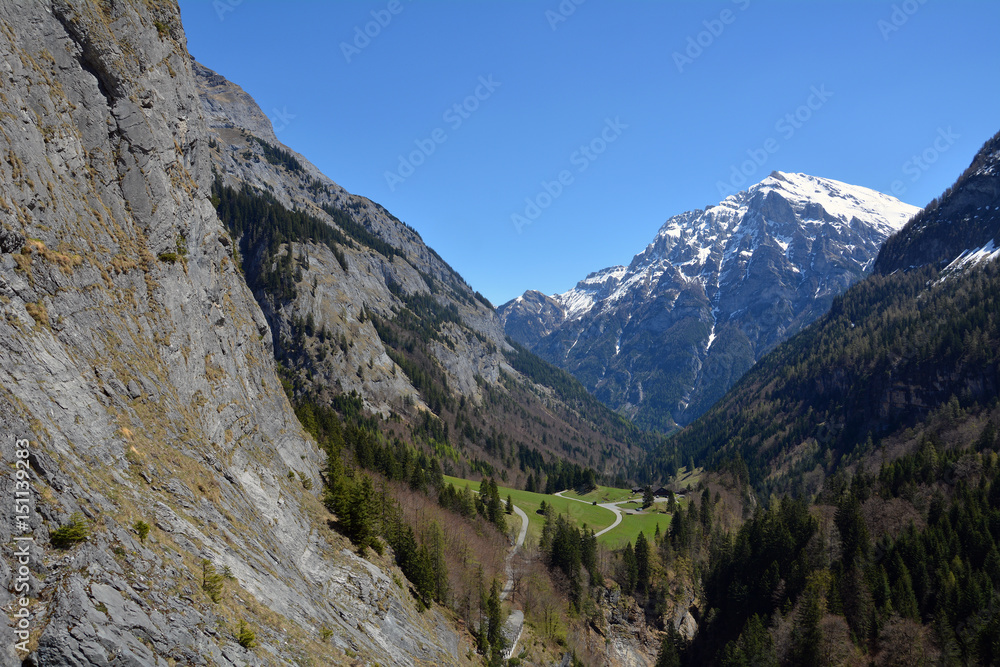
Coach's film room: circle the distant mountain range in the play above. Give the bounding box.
[500,172,920,430]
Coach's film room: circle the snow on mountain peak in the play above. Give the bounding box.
[547,172,920,320]
[503,171,925,431]
[755,171,919,235]
[558,265,628,320]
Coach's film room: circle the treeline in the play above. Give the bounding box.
[293,394,451,606]
[372,306,455,417]
[248,135,303,173]
[438,477,507,534]
[524,459,597,495]
[321,203,401,261]
[212,177,348,303]
[657,258,1000,495]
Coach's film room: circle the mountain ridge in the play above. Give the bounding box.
[874,129,1000,276]
[657,128,1000,493]
[500,171,919,430]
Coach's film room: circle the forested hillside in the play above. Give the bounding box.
[639,131,1000,666]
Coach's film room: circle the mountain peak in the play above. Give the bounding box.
[501,173,920,429]
[749,172,919,235]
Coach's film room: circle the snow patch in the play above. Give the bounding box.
[939,239,1000,280]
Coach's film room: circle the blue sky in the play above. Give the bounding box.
[178,0,1000,306]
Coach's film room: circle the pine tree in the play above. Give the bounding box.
[485,578,506,659]
[201,559,225,603]
[348,474,376,551]
[791,588,824,667]
[721,614,776,667]
[424,520,449,603]
[621,542,638,596]
[635,531,651,594]
[835,494,870,570]
[700,487,713,531]
[891,564,920,621]
[655,623,682,667]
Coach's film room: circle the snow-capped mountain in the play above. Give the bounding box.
[499,171,921,430]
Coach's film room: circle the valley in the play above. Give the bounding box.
[0,1,998,665]
[441,475,680,548]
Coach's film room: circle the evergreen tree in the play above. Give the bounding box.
[791,587,824,667]
[621,542,638,596]
[655,623,683,667]
[349,474,376,551]
[635,531,651,594]
[721,614,776,667]
[700,487,713,531]
[835,494,870,570]
[485,578,506,659]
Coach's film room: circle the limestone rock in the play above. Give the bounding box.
[0,1,465,664]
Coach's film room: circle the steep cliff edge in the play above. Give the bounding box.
[0,1,469,664]
[191,61,653,486]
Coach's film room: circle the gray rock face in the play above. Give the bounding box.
[0,1,467,664]
[189,61,648,488]
[500,172,920,430]
[193,61,511,416]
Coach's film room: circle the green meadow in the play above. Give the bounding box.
[558,484,636,504]
[442,475,616,543]
[441,476,683,548]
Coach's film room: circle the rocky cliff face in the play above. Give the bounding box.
[0,1,471,663]
[193,59,506,416]
[500,172,920,430]
[192,61,649,484]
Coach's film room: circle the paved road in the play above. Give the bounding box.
[503,609,524,660]
[501,504,529,601]
[501,504,529,658]
[553,490,631,537]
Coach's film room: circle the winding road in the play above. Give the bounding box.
[501,504,528,601]
[553,490,630,537]
[501,504,529,659]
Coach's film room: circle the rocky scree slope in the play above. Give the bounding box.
[0,1,472,664]
[194,61,651,484]
[501,172,919,430]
